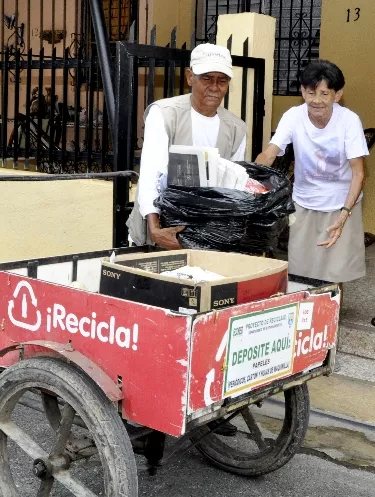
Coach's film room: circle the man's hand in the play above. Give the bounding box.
[149,226,185,250]
[318,215,347,249]
[146,213,184,249]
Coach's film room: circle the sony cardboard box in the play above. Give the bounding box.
[100,250,288,313]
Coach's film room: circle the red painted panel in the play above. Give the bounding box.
[188,290,339,413]
[0,272,191,436]
[237,269,288,304]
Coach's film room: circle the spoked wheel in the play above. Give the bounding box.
[0,356,137,497]
[191,384,310,477]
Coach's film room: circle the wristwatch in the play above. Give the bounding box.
[340,207,352,216]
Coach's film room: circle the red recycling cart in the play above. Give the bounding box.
[0,247,339,496]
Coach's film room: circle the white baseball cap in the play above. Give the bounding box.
[190,43,233,79]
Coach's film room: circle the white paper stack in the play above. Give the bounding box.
[167,145,269,194]
[161,265,224,282]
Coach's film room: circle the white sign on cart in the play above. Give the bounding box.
[224,303,298,397]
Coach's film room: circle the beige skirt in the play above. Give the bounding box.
[288,202,366,283]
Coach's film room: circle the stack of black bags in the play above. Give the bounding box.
[155,163,294,256]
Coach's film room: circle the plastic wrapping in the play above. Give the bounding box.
[155,162,294,254]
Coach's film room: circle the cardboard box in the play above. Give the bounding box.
[99,250,288,313]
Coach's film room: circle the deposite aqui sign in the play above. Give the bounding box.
[224,303,298,396]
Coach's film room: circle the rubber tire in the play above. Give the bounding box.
[0,356,138,497]
[191,384,310,477]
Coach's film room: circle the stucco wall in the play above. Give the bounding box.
[319,0,375,233]
[2,0,81,110]
[0,169,114,262]
[271,96,302,133]
[151,0,194,46]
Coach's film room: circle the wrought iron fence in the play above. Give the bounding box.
[195,0,321,96]
[0,25,265,170]
[0,47,115,173]
[0,0,136,173]
[0,2,266,248]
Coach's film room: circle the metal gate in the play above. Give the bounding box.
[0,0,136,173]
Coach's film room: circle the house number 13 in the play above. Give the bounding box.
[347,7,360,22]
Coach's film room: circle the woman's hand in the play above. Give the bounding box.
[318,215,347,248]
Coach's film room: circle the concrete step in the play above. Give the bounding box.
[308,352,375,424]
[338,322,375,360]
[335,351,375,383]
[339,244,375,359]
[262,389,375,470]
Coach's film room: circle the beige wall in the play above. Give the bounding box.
[0,169,114,262]
[320,0,375,233]
[271,96,302,133]
[151,0,194,46]
[1,0,79,57]
[138,0,194,138]
[217,13,276,159]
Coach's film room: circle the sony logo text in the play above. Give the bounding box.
[102,269,121,280]
[213,298,235,307]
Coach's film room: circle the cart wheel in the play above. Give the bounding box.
[0,356,137,496]
[191,384,310,477]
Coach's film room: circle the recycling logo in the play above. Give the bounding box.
[8,281,42,332]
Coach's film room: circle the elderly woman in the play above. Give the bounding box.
[256,60,369,283]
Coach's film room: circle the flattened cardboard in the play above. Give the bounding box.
[100,250,288,313]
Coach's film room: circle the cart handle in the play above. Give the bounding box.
[0,171,138,181]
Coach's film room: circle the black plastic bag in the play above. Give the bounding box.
[240,217,289,253]
[155,162,294,254]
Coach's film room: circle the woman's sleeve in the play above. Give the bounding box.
[345,113,369,160]
[270,109,295,156]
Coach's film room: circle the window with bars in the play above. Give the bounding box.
[81,0,136,49]
[195,0,322,96]
[80,0,137,88]
[102,0,132,41]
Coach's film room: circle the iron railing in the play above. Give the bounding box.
[0,0,266,245]
[195,0,321,96]
[0,48,116,174]
[0,0,135,174]
[0,23,265,245]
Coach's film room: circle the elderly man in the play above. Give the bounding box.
[127,43,247,250]
[127,44,245,437]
